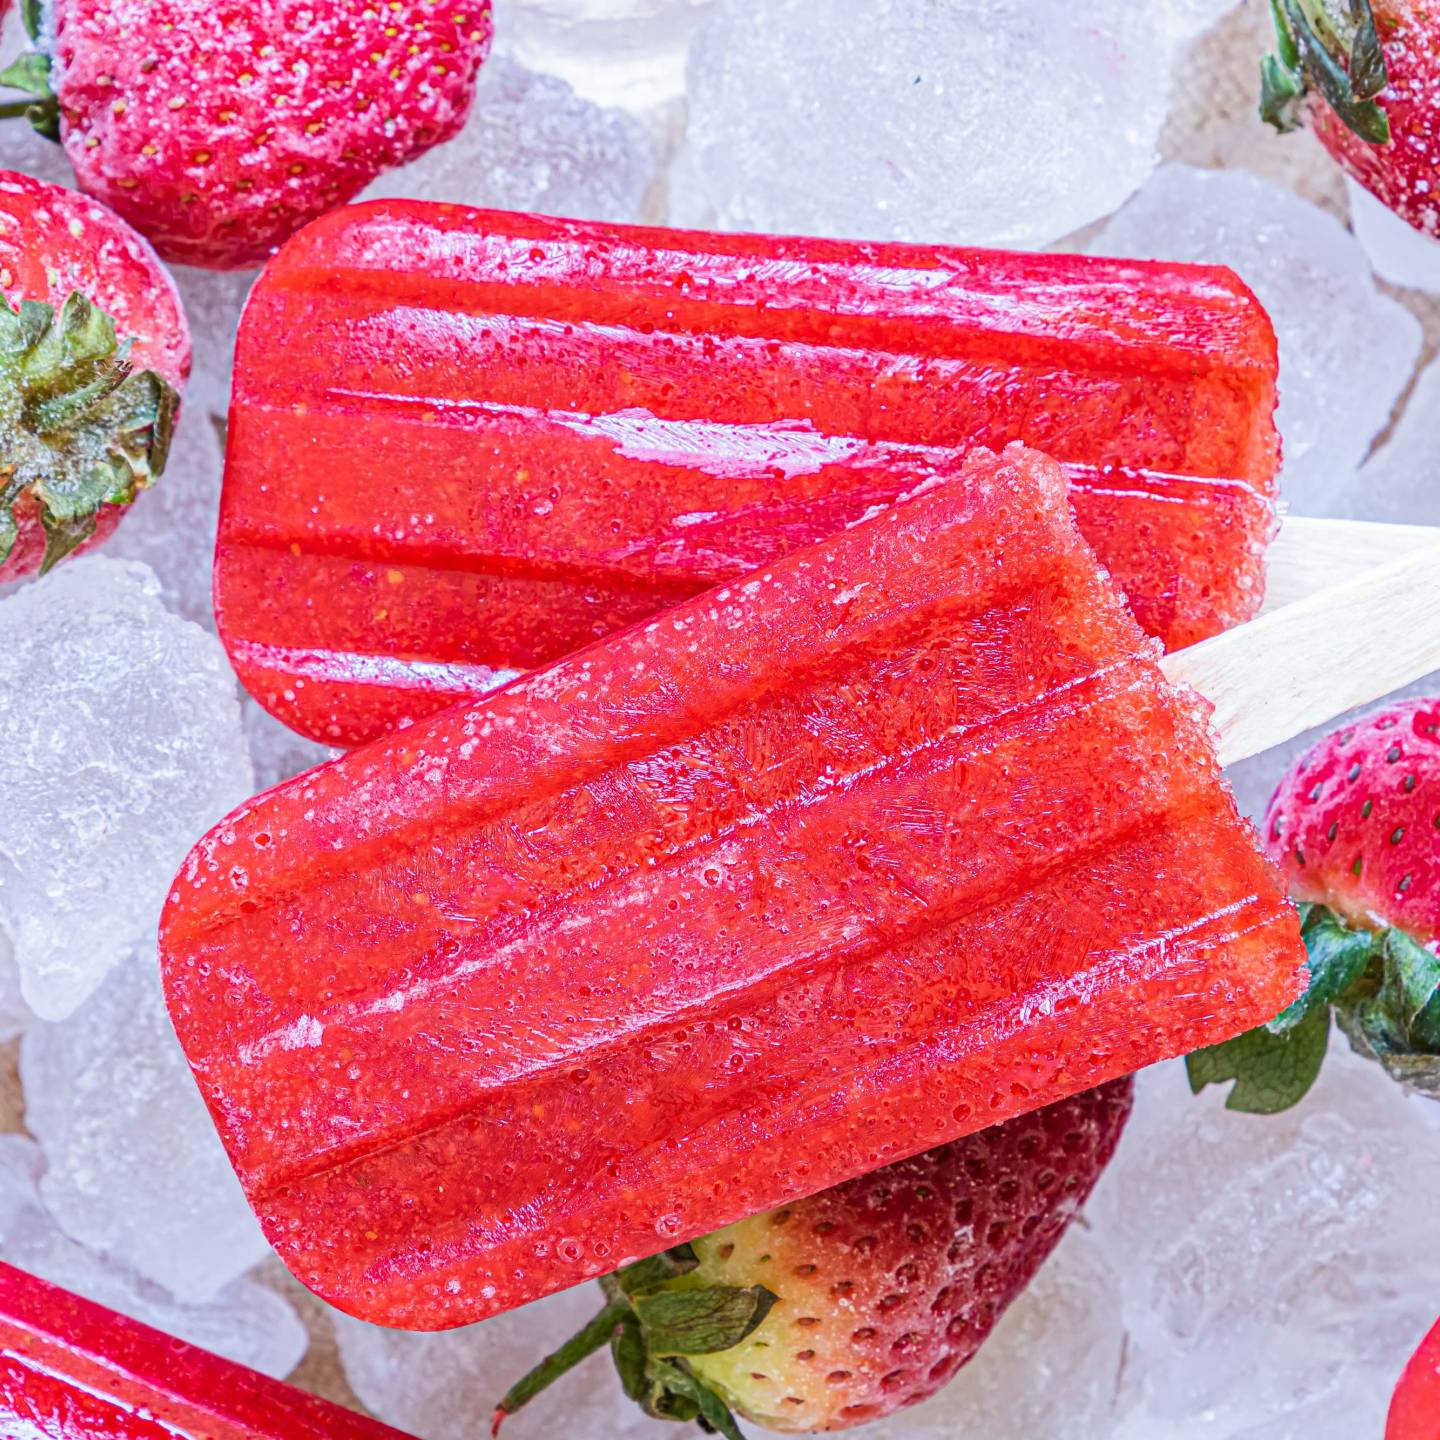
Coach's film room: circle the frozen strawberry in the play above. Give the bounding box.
[0,168,188,580]
[0,0,493,270]
[1189,697,1440,1112]
[1389,1317,1440,1440]
[496,1080,1133,1437]
[1260,0,1440,237]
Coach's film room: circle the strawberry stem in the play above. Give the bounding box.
[491,1298,630,1434]
[493,1246,774,1438]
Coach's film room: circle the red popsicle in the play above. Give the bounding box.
[0,1261,411,1438]
[163,445,1304,1331]
[216,200,1280,746]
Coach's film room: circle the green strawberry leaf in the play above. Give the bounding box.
[632,1284,778,1358]
[1270,0,1302,69]
[1187,1000,1330,1114]
[1189,904,1440,1113]
[0,51,51,100]
[1269,902,1373,1032]
[1348,0,1389,100]
[611,1317,648,1403]
[20,0,43,44]
[1260,52,1308,132]
[616,1245,699,1298]
[645,1360,746,1440]
[1378,928,1440,1029]
[0,292,177,576]
[1262,0,1392,143]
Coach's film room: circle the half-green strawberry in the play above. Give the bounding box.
[1189,697,1440,1112]
[496,1078,1133,1436]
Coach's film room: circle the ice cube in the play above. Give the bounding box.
[1348,358,1440,525]
[0,1134,307,1377]
[671,0,1207,247]
[1348,177,1440,293]
[22,951,271,1305]
[0,933,29,1043]
[1091,1052,1440,1439]
[245,698,338,795]
[501,0,711,111]
[168,265,258,425]
[840,1231,1126,1440]
[365,54,653,225]
[1090,165,1421,513]
[0,558,252,1020]
[336,1283,658,1440]
[106,406,225,628]
[335,1229,1123,1440]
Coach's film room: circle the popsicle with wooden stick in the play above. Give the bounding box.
[216,200,1281,746]
[165,443,1440,1332]
[0,1261,413,1439]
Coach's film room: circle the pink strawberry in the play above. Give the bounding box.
[496,1079,1133,1437]
[1189,698,1440,1113]
[0,0,493,270]
[1260,0,1440,238]
[1388,1315,1440,1440]
[0,168,189,580]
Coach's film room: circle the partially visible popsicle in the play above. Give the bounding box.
[163,445,1305,1331]
[217,200,1281,746]
[0,1261,411,1438]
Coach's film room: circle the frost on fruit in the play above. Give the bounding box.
[0,557,252,1019]
[22,954,274,1304]
[0,1134,307,1377]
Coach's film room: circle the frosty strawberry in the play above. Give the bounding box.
[1189,697,1440,1112]
[1261,0,1440,237]
[1389,1317,1440,1440]
[496,1080,1133,1437]
[0,169,188,580]
[0,0,493,269]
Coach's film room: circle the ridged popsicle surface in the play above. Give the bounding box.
[0,1261,412,1437]
[218,202,1281,745]
[169,447,1304,1330]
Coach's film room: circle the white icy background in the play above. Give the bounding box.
[1,0,1439,1432]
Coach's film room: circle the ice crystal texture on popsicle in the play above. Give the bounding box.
[0,559,252,1019]
[1091,165,1420,511]
[0,1257,408,1436]
[164,445,1303,1329]
[218,199,1279,747]
[22,955,271,1304]
[673,0,1234,246]
[0,1136,306,1376]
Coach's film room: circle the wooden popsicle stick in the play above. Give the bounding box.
[1263,515,1440,613]
[1163,542,1440,767]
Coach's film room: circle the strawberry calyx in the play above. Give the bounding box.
[0,291,178,574]
[0,0,57,140]
[1261,0,1391,143]
[1187,901,1440,1113]
[492,1244,776,1440]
